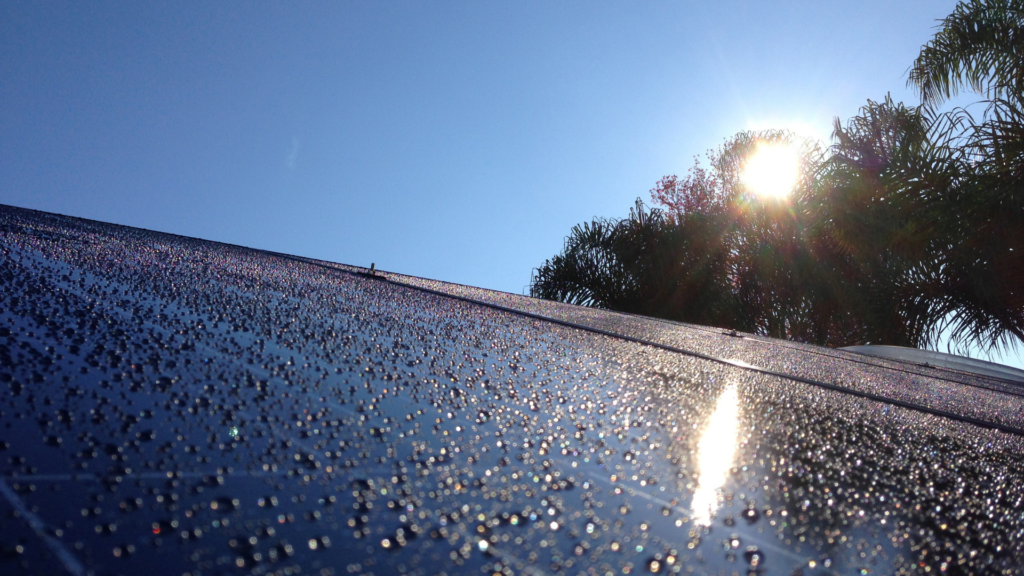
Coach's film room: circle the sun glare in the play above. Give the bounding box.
[691,383,739,526]
[741,143,800,199]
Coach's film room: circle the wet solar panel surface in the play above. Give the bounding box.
[369,269,1024,432]
[1,204,1023,576]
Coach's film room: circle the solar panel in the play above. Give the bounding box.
[2,204,1022,575]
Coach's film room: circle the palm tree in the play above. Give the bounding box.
[808,97,955,348]
[907,0,1024,354]
[908,0,1024,107]
[529,199,741,329]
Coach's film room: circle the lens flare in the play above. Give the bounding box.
[691,383,740,526]
[742,143,800,198]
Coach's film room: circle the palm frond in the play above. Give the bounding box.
[909,0,1024,106]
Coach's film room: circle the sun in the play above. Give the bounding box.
[741,143,801,199]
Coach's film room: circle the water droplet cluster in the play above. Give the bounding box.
[1,205,1023,575]
[379,269,1024,431]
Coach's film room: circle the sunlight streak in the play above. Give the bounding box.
[691,383,740,526]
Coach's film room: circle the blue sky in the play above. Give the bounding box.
[3,1,1021,369]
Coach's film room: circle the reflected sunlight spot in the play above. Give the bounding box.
[691,383,740,526]
[742,143,800,198]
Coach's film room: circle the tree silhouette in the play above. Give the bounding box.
[529,199,740,329]
[909,0,1024,107]
[906,0,1024,353]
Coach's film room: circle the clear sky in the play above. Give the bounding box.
[3,0,1021,369]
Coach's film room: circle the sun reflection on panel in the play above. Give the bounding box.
[691,383,740,526]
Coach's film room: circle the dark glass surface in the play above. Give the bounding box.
[2,205,1023,576]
